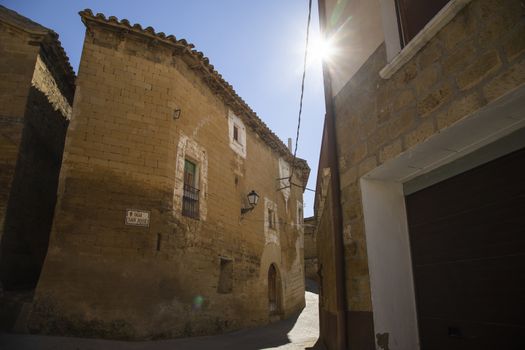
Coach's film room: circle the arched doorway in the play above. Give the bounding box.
[268,263,281,315]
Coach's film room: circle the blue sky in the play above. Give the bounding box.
[2,0,325,216]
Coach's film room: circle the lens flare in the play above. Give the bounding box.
[193,295,204,310]
[307,34,336,64]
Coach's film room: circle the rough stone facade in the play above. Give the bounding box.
[0,5,74,292]
[303,216,318,281]
[316,0,525,349]
[314,169,341,350]
[24,10,309,340]
[336,0,524,312]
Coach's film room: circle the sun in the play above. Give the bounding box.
[307,34,336,64]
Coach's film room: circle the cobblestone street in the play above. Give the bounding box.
[1,288,319,350]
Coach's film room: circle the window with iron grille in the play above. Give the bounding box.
[182,159,199,219]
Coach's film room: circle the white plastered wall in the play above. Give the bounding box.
[360,85,525,350]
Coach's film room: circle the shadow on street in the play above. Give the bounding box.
[0,285,320,350]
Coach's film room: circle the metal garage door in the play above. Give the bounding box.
[405,147,525,350]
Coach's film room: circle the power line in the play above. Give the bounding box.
[288,0,313,192]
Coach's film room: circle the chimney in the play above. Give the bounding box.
[288,138,293,152]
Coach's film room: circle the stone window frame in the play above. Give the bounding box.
[379,0,472,79]
[173,133,208,221]
[264,197,280,245]
[228,110,246,158]
[278,157,291,206]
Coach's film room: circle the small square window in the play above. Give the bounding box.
[268,208,275,229]
[233,125,239,142]
[228,111,246,158]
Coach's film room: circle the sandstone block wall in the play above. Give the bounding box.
[303,216,318,281]
[331,0,525,315]
[0,21,39,242]
[315,177,339,350]
[29,15,307,340]
[0,15,73,291]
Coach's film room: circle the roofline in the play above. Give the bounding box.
[78,9,310,184]
[0,7,76,92]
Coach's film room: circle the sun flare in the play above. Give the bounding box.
[307,34,336,63]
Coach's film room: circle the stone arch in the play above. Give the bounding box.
[268,263,282,316]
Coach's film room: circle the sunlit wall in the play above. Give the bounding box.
[323,0,384,95]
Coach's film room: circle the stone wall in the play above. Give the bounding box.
[315,0,525,348]
[29,16,306,340]
[315,174,338,350]
[334,0,524,315]
[303,216,317,281]
[0,18,73,291]
[0,21,39,242]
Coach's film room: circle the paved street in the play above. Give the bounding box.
[0,289,319,350]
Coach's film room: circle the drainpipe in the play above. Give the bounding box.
[317,0,348,349]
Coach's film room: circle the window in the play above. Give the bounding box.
[278,158,291,203]
[218,258,233,294]
[174,135,208,220]
[395,0,450,46]
[156,233,162,251]
[233,124,239,142]
[182,159,199,219]
[264,197,279,245]
[268,208,276,229]
[228,110,246,158]
[380,0,469,78]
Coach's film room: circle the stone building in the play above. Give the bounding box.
[0,5,74,298]
[303,216,318,281]
[314,0,525,349]
[0,7,310,340]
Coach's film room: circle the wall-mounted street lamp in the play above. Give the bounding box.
[241,190,259,215]
[173,108,182,120]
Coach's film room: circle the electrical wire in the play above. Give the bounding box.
[288,0,313,191]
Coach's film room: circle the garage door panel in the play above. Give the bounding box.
[414,254,525,325]
[406,150,525,227]
[418,317,525,350]
[410,195,525,265]
[406,148,525,349]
